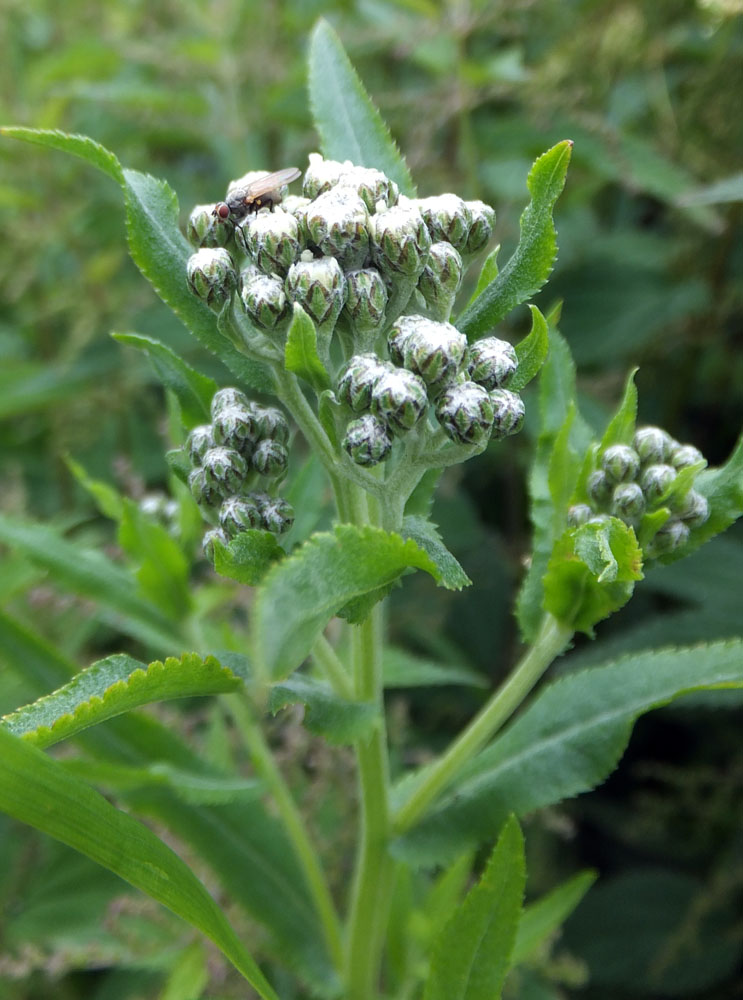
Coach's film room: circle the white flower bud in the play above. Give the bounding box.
[601,444,640,484]
[187,248,237,309]
[343,413,393,466]
[236,208,300,275]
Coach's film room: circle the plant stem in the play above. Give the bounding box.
[312,633,354,700]
[392,614,573,834]
[227,692,345,973]
[345,601,395,1000]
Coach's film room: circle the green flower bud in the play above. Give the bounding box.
[601,444,640,484]
[417,242,463,318]
[302,154,349,199]
[337,354,386,412]
[253,405,290,444]
[343,413,393,467]
[340,167,399,212]
[587,469,612,507]
[236,208,300,276]
[202,446,249,498]
[640,463,677,505]
[285,254,347,328]
[670,443,705,470]
[304,188,369,269]
[188,467,221,508]
[219,495,263,537]
[490,389,525,438]
[389,315,467,389]
[435,381,495,445]
[370,205,432,278]
[187,248,237,309]
[343,268,388,335]
[240,269,288,330]
[676,489,709,528]
[260,496,295,534]
[647,518,690,557]
[203,527,230,561]
[633,426,673,466]
[417,194,473,252]
[211,387,250,416]
[253,439,289,479]
[463,200,495,254]
[186,424,216,466]
[611,482,646,523]
[370,366,429,433]
[212,404,260,457]
[464,337,518,390]
[187,203,233,248]
[567,503,594,527]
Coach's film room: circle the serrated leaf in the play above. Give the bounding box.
[253,524,440,679]
[458,141,573,338]
[212,530,286,586]
[0,514,183,653]
[269,674,377,744]
[401,515,471,590]
[510,305,549,391]
[113,331,217,428]
[383,647,487,689]
[0,728,279,1000]
[393,639,743,865]
[599,368,638,449]
[284,304,331,393]
[307,19,415,195]
[543,518,643,634]
[424,815,525,1000]
[1,127,271,392]
[2,652,241,748]
[512,870,596,964]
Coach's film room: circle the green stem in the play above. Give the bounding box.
[312,633,354,700]
[393,615,573,834]
[227,692,345,973]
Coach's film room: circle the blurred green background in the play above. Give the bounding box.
[1,1,742,997]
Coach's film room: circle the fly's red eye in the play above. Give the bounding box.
[215,202,230,220]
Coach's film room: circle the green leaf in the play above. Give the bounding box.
[458,141,573,339]
[269,675,377,744]
[212,530,286,586]
[253,524,440,679]
[599,368,638,449]
[424,815,525,1000]
[307,19,415,196]
[512,870,597,964]
[383,647,487,689]
[113,331,217,428]
[2,652,241,749]
[284,304,331,393]
[393,639,743,865]
[467,246,500,305]
[510,305,549,391]
[401,515,471,590]
[0,728,279,999]
[0,514,183,653]
[543,518,643,635]
[1,127,271,392]
[67,456,124,522]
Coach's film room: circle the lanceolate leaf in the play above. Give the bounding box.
[2,653,241,748]
[253,525,440,679]
[113,331,217,427]
[1,127,271,392]
[458,141,573,339]
[401,516,471,590]
[0,728,279,1000]
[269,675,377,745]
[510,304,550,391]
[307,19,415,195]
[599,368,638,449]
[512,870,597,964]
[284,304,332,393]
[424,815,525,1000]
[393,639,743,865]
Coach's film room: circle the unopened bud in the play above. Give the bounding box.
[370,366,429,433]
[187,204,233,248]
[203,527,230,561]
[435,381,495,445]
[219,495,263,537]
[465,337,518,390]
[417,242,463,318]
[344,268,388,335]
[611,482,646,523]
[236,208,300,276]
[343,413,393,466]
[186,424,216,466]
[212,404,260,457]
[417,194,473,252]
[304,188,369,269]
[567,503,594,527]
[647,518,690,557]
[670,443,705,470]
[633,426,673,466]
[676,489,709,528]
[187,248,237,309]
[490,389,525,438]
[587,469,612,507]
[285,255,347,328]
[463,201,495,254]
[252,439,289,479]
[370,205,432,278]
[337,354,386,412]
[601,445,640,484]
[240,269,288,330]
[640,463,677,505]
[389,315,466,389]
[202,446,248,498]
[211,387,250,416]
[188,467,222,509]
[253,405,290,445]
[260,496,295,534]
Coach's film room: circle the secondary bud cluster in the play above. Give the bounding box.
[185,387,294,555]
[568,426,709,558]
[338,318,523,465]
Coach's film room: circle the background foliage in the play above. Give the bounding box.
[1,1,742,997]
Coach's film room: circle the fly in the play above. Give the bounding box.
[213,167,301,223]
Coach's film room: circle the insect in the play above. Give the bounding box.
[213,167,301,223]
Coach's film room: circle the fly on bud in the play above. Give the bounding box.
[213,167,302,223]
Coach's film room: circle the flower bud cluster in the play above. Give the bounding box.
[338,317,524,465]
[568,426,709,558]
[185,387,294,554]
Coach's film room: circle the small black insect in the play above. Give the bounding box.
[213,167,301,223]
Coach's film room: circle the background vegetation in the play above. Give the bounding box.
[1,1,741,997]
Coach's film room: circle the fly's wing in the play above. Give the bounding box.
[245,167,301,198]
